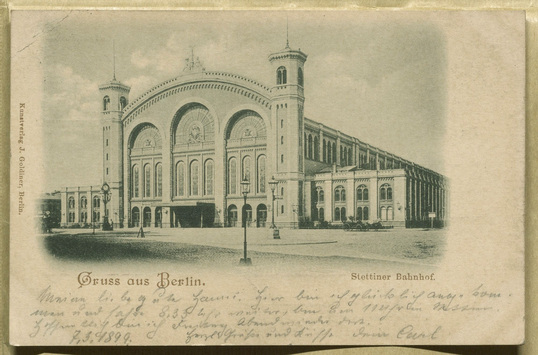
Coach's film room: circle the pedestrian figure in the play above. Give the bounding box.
[137,226,145,238]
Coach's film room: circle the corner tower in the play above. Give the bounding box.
[269,43,307,226]
[99,77,130,226]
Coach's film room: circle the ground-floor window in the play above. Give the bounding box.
[242,204,252,227]
[357,206,369,221]
[256,204,267,227]
[143,207,152,227]
[318,207,324,221]
[228,204,238,227]
[380,206,393,221]
[131,207,140,227]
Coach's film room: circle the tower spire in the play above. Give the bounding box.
[286,16,290,49]
[112,40,116,81]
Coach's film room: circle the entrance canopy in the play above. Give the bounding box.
[162,201,214,207]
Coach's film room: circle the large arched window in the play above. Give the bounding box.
[308,134,313,159]
[144,164,151,198]
[224,109,266,197]
[242,156,251,182]
[228,157,237,195]
[68,196,75,209]
[93,196,100,208]
[314,136,320,161]
[363,207,369,220]
[277,66,287,85]
[334,186,346,202]
[370,154,376,170]
[204,159,214,196]
[129,123,162,200]
[317,187,324,203]
[176,161,185,196]
[332,142,337,163]
[155,163,162,197]
[173,104,215,145]
[356,185,369,201]
[103,96,110,111]
[80,196,87,209]
[190,160,199,196]
[298,67,304,87]
[341,207,347,222]
[334,207,340,221]
[257,155,266,193]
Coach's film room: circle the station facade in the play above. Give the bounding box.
[60,43,448,229]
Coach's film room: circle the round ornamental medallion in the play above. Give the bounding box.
[188,125,203,143]
[242,126,256,138]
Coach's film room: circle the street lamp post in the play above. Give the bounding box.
[268,176,280,239]
[240,179,252,265]
[101,182,112,231]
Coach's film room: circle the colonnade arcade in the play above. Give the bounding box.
[126,103,268,228]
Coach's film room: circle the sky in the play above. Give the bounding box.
[38,11,447,192]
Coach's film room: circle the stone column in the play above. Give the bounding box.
[324,179,333,222]
[346,177,355,221]
[60,189,67,226]
[369,174,379,222]
[393,175,407,224]
[304,180,312,221]
[75,189,80,223]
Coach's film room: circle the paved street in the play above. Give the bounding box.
[43,227,446,272]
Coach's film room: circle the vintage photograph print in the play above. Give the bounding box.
[10,10,524,346]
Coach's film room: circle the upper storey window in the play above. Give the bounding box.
[103,96,110,111]
[277,66,287,85]
[120,96,127,110]
[298,67,304,87]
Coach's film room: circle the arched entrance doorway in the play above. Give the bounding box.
[228,205,238,227]
[131,207,140,227]
[242,204,252,227]
[155,207,162,227]
[143,207,151,227]
[256,204,267,227]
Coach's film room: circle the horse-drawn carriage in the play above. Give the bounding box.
[343,220,383,231]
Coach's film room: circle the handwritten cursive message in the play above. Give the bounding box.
[27,280,507,345]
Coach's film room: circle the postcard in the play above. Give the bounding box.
[9,10,525,346]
